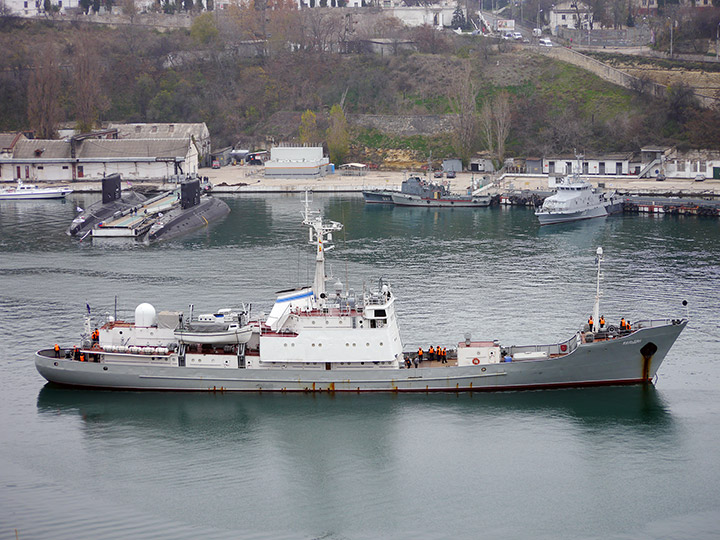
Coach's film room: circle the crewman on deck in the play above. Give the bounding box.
[54,344,60,358]
[428,346,435,362]
[79,353,85,362]
[418,347,423,364]
[599,315,606,329]
[626,320,632,331]
[588,316,594,330]
[620,318,627,330]
[92,328,99,343]
[442,347,448,364]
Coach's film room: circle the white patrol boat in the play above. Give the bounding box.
[536,171,621,225]
[36,197,687,393]
[0,180,73,200]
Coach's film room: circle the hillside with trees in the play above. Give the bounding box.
[1,10,719,168]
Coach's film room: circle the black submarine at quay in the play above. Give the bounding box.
[67,174,230,241]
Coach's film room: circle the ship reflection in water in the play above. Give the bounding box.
[37,384,675,439]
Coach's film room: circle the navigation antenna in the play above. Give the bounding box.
[302,191,343,307]
[592,247,603,332]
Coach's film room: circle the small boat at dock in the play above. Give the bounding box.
[0,180,72,200]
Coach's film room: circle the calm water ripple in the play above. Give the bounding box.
[1,193,719,539]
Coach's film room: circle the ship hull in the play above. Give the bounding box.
[536,204,608,225]
[35,321,686,392]
[362,190,395,204]
[0,188,72,200]
[390,193,491,208]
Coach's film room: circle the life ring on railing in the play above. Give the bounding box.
[560,344,568,352]
[472,358,480,365]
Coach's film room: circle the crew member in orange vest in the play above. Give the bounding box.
[620,317,627,330]
[79,353,85,362]
[418,347,423,364]
[428,346,435,362]
[599,315,606,329]
[54,344,60,358]
[442,347,448,364]
[588,316,594,330]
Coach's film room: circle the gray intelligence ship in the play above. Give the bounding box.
[36,196,687,392]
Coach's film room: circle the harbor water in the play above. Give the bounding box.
[1,193,719,540]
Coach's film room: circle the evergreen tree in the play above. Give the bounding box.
[299,110,318,145]
[451,5,466,29]
[327,104,349,165]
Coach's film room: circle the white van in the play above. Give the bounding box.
[539,38,552,47]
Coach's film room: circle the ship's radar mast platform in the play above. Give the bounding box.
[302,191,343,306]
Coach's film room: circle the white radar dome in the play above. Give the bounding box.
[135,303,157,327]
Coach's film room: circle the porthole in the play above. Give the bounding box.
[284,343,288,347]
[481,367,486,372]
[366,343,370,347]
[103,366,108,371]
[353,343,356,347]
[379,342,384,346]
[312,343,316,347]
[318,343,322,347]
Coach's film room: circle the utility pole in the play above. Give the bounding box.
[669,18,673,58]
[716,22,719,61]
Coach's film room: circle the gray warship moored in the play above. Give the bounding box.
[364,176,492,207]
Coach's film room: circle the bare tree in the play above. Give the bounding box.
[72,33,109,133]
[478,100,494,157]
[27,54,62,139]
[447,65,477,165]
[493,91,511,163]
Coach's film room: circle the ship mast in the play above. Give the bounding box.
[302,191,343,308]
[592,246,603,332]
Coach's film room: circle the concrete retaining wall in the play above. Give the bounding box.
[538,45,719,108]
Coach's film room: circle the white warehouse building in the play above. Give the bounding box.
[0,135,198,182]
[264,146,331,178]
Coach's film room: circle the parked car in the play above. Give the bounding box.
[656,173,666,181]
[212,160,220,169]
[695,174,706,182]
[502,32,513,40]
[433,170,444,178]
[512,32,523,41]
[446,170,457,179]
[539,38,553,47]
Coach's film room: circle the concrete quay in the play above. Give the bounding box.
[21,166,720,198]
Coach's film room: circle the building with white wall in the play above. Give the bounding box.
[0,135,198,182]
[549,1,591,35]
[543,153,632,176]
[107,122,211,167]
[264,146,330,178]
